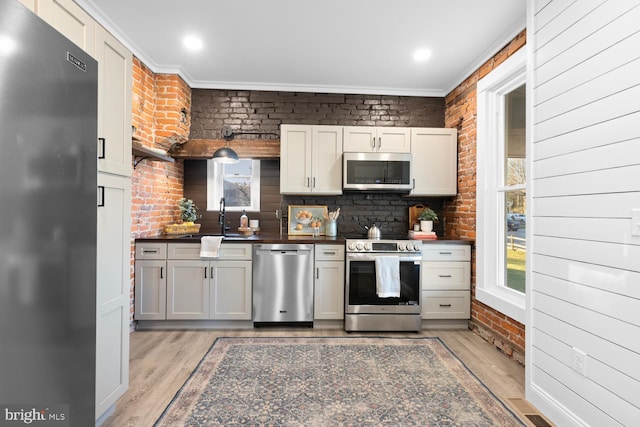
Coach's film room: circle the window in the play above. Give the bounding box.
[476,47,527,324]
[207,159,261,212]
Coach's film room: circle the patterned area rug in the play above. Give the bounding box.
[155,337,524,426]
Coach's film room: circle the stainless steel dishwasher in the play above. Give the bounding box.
[253,243,314,326]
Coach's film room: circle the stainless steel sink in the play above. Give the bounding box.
[221,233,259,241]
[179,233,258,240]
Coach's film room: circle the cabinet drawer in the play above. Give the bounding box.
[315,244,345,261]
[421,262,470,290]
[421,290,470,319]
[168,243,252,260]
[422,244,470,261]
[136,243,167,260]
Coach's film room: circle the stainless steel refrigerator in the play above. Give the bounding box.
[0,1,97,425]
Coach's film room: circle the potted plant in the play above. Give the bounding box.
[417,207,438,232]
[179,198,199,224]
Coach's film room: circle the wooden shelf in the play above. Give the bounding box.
[132,139,174,167]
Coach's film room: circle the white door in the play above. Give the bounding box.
[343,126,377,152]
[314,261,345,320]
[312,126,343,194]
[134,261,167,320]
[166,260,209,319]
[378,127,411,153]
[210,261,252,319]
[96,173,130,417]
[96,26,132,177]
[410,128,457,196]
[280,125,313,194]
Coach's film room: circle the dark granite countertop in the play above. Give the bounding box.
[135,233,345,244]
[135,233,473,246]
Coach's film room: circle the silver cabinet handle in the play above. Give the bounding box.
[142,249,158,254]
[439,251,453,255]
[438,274,452,278]
[439,304,452,308]
[313,177,316,188]
[307,177,310,187]
[160,267,164,279]
[316,268,319,279]
[323,251,336,255]
[204,267,207,278]
[377,136,382,149]
[371,137,375,149]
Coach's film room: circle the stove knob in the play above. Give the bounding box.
[414,243,422,252]
[364,242,372,251]
[398,245,404,251]
[356,242,364,251]
[347,242,356,251]
[406,243,413,251]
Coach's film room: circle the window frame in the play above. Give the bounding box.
[476,47,527,324]
[206,159,261,212]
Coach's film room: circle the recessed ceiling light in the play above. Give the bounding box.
[413,49,431,62]
[183,35,203,51]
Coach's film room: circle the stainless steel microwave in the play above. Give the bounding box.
[343,152,412,192]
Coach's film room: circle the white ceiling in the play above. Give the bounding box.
[76,0,526,97]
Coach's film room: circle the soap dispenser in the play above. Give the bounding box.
[240,210,248,228]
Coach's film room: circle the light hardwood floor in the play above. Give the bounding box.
[102,328,536,427]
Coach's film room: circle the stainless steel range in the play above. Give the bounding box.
[345,238,422,332]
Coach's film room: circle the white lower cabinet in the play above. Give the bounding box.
[314,245,345,320]
[136,243,252,321]
[134,260,167,320]
[210,261,252,319]
[166,260,209,319]
[421,244,471,320]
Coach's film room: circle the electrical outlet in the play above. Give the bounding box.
[572,347,587,376]
[632,209,640,237]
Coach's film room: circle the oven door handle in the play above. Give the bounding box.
[347,254,422,262]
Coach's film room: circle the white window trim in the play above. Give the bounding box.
[476,47,527,324]
[206,159,261,212]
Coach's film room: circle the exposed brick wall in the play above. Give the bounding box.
[129,57,190,327]
[188,90,447,236]
[131,58,189,238]
[190,91,445,139]
[443,30,526,364]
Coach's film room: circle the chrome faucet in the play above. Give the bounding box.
[218,197,226,236]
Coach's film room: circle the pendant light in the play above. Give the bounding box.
[212,141,239,163]
[213,126,239,163]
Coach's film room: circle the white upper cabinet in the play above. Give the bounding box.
[343,126,411,153]
[410,128,458,196]
[280,125,343,195]
[37,0,96,56]
[96,25,132,177]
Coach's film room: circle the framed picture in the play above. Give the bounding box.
[288,205,328,235]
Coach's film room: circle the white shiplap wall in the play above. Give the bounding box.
[527,0,640,426]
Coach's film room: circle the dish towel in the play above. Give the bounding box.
[200,236,223,258]
[375,256,401,298]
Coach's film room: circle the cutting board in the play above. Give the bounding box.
[409,204,427,228]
